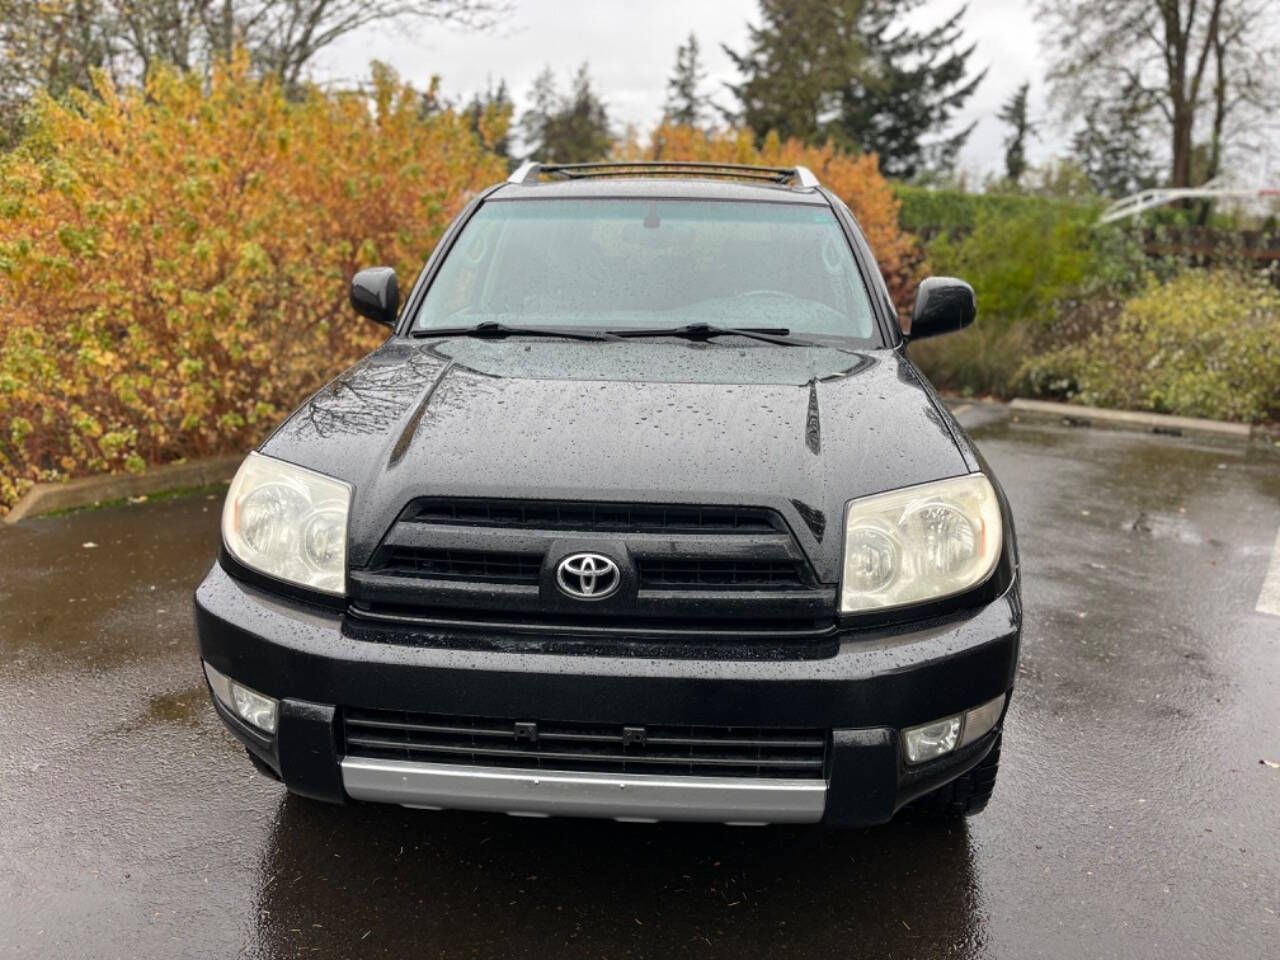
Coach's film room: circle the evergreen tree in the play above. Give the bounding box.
[724,0,985,180]
[1070,93,1159,199]
[520,63,612,163]
[465,78,514,158]
[520,67,559,160]
[833,1,985,179]
[724,0,857,144]
[997,82,1036,186]
[664,33,712,127]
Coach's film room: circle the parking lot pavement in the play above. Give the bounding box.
[1,414,1278,960]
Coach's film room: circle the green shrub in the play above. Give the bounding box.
[909,200,1150,395]
[1021,271,1280,422]
[924,204,1099,320]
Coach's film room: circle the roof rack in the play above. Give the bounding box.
[506,160,820,190]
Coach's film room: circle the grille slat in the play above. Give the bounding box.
[379,547,541,584]
[344,709,827,779]
[374,549,805,590]
[405,499,781,535]
[637,558,804,589]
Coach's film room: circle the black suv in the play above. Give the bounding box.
[195,161,1020,827]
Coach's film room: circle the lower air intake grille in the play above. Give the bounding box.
[343,709,828,779]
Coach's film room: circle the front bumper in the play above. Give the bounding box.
[194,563,1020,826]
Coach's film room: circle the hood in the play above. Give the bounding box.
[262,338,968,581]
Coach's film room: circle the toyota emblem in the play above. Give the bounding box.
[555,552,621,600]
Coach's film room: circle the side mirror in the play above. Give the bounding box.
[906,277,976,341]
[349,267,399,327]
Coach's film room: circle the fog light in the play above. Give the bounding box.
[203,661,278,734]
[902,715,961,764]
[960,694,1005,747]
[231,683,278,733]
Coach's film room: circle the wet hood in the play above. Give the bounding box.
[262,338,968,581]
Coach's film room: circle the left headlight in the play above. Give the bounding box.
[221,452,352,596]
[840,473,1001,614]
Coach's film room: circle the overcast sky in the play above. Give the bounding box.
[317,0,1062,180]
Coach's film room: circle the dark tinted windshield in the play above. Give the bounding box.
[412,199,880,341]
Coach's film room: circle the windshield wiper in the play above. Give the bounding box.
[607,323,814,347]
[411,321,619,342]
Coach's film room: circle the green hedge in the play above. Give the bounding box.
[893,184,1099,234]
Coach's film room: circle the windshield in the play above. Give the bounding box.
[411,199,880,342]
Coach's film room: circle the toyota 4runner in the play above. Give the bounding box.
[195,161,1020,827]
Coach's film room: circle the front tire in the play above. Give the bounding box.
[907,732,1002,820]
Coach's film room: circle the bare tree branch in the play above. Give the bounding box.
[1038,0,1280,188]
[0,0,508,142]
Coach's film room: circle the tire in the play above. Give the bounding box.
[906,732,1001,820]
[246,747,282,782]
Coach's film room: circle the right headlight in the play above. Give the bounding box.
[221,452,352,596]
[840,473,1001,614]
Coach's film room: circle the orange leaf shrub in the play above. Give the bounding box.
[627,123,921,313]
[0,54,507,513]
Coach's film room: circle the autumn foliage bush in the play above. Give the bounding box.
[0,98,921,512]
[625,123,922,313]
[0,54,507,513]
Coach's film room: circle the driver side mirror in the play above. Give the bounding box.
[905,277,976,341]
[350,267,399,327]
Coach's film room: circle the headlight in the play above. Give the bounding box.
[840,474,1001,613]
[221,452,352,595]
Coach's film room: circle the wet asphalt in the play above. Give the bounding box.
[1,411,1278,959]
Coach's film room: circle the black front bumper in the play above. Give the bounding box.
[194,563,1020,826]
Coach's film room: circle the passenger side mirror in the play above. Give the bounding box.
[350,267,399,327]
[905,277,976,341]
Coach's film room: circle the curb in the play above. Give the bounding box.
[1007,399,1256,441]
[4,454,244,525]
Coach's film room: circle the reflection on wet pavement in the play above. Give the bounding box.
[256,800,981,958]
[1,418,1278,959]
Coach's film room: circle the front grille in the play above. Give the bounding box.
[379,548,541,584]
[356,497,833,629]
[343,708,828,779]
[377,550,805,590]
[404,498,780,534]
[638,558,804,589]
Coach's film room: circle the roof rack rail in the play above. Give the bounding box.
[507,160,541,184]
[507,160,820,190]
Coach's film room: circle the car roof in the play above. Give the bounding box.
[492,176,832,206]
